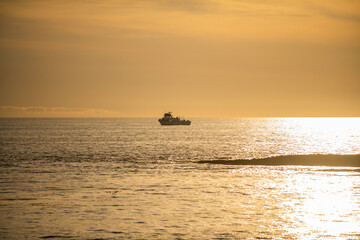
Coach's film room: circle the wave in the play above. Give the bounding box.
[197,154,360,167]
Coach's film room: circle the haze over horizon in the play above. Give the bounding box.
[1,0,359,118]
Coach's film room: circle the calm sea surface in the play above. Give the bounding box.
[0,118,359,239]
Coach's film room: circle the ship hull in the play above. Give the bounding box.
[158,119,191,125]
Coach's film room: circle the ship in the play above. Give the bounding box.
[158,112,191,125]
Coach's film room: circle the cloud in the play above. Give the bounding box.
[0,106,123,118]
[116,0,218,13]
[310,4,360,23]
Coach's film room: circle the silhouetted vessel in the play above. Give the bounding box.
[158,112,191,125]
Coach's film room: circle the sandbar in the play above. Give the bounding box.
[198,154,360,167]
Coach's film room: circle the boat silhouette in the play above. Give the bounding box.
[158,112,191,125]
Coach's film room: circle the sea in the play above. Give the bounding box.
[0,118,359,239]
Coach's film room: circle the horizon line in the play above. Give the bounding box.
[1,116,359,119]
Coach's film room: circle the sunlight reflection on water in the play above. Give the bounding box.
[264,117,360,156]
[281,168,360,239]
[0,118,359,239]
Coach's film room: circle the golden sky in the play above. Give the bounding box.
[0,0,359,117]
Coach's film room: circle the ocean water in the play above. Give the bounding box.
[0,118,359,239]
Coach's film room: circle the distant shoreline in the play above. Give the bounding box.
[197,154,360,167]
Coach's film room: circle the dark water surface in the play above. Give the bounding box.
[0,118,359,239]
